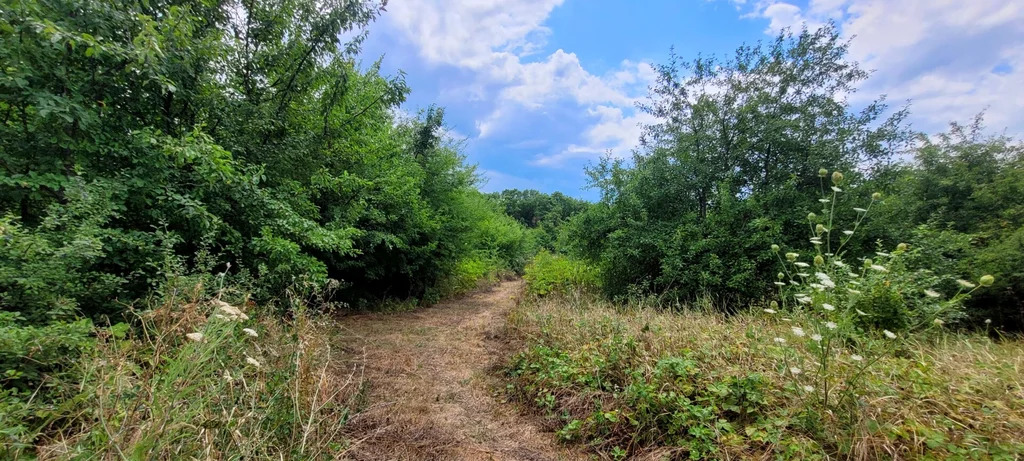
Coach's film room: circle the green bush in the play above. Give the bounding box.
[523,251,600,297]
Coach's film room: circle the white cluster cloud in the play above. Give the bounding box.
[381,0,656,166]
[745,0,1024,135]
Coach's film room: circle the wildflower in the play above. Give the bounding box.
[810,334,822,342]
[794,262,810,268]
[213,299,250,321]
[870,264,888,273]
[771,244,780,252]
[980,275,995,287]
[832,171,844,185]
[803,385,815,392]
[816,272,835,289]
[786,252,799,262]
[956,279,976,289]
[774,282,786,286]
[777,272,785,280]
[818,198,830,203]
[781,317,792,322]
[833,260,846,267]
[807,212,817,222]
[876,251,890,257]
[853,207,867,213]
[796,296,812,305]
[842,230,854,236]
[883,330,897,339]
[847,288,862,295]
[791,326,806,337]
[872,192,882,201]
[243,328,258,337]
[851,354,863,362]
[863,258,873,268]
[856,309,868,316]
[186,332,204,342]
[985,319,992,325]
[825,321,838,330]
[790,367,803,375]
[822,303,835,311]
[819,168,828,177]
[245,357,261,367]
[831,186,843,192]
[814,255,825,266]
[810,238,823,245]
[774,337,786,344]
[815,224,827,235]
[770,301,779,310]
[933,319,944,326]
[896,243,908,252]
[763,308,777,314]
[810,283,826,291]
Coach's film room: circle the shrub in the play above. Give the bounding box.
[522,251,600,297]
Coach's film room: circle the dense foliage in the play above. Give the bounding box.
[1,0,530,317]
[566,23,1022,328]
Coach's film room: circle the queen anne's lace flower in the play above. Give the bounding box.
[243,328,258,337]
[791,326,806,337]
[851,354,863,362]
[246,357,261,367]
[883,330,897,339]
[822,303,835,311]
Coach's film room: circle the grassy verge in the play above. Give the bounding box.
[505,291,1024,459]
[2,284,367,459]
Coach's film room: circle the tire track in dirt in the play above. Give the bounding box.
[337,280,582,460]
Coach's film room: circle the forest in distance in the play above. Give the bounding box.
[2,0,1023,459]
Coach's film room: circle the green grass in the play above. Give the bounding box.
[505,292,1024,459]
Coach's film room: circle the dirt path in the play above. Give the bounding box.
[337,280,582,461]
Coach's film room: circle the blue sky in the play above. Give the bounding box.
[360,0,1024,200]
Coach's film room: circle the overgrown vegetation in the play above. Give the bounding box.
[3,0,1022,458]
[1,0,531,455]
[507,286,1024,459]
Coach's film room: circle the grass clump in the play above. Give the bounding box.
[2,283,366,459]
[506,294,1024,459]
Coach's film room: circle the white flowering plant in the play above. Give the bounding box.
[764,168,995,415]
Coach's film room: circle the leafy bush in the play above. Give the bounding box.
[523,251,600,297]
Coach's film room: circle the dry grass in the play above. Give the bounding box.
[30,283,369,460]
[506,292,1024,459]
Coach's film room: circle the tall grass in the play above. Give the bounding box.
[12,283,365,460]
[506,292,1024,459]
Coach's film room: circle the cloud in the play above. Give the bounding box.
[533,105,657,166]
[741,0,1024,135]
[380,0,657,165]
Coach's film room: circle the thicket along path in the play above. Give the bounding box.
[337,280,582,460]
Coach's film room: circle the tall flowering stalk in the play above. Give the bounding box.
[766,168,994,411]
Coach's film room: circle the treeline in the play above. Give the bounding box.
[560,24,1022,329]
[1,0,531,324]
